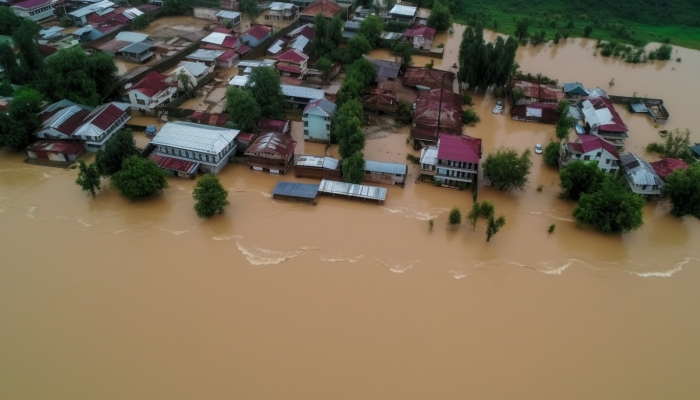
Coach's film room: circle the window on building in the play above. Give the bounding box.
[584,155,590,160]
[326,124,330,130]
[606,159,611,164]
[304,129,308,136]
[136,99,146,105]
[303,121,308,127]
[596,152,601,158]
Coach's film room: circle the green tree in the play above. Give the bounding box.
[310,14,334,60]
[462,108,480,125]
[345,35,372,63]
[427,1,452,32]
[584,25,593,38]
[240,0,260,22]
[467,200,495,230]
[0,7,22,36]
[76,160,102,197]
[458,27,518,91]
[649,44,672,60]
[556,99,571,115]
[95,128,139,177]
[514,19,530,42]
[349,58,376,86]
[483,148,533,191]
[131,14,150,30]
[486,215,506,241]
[329,16,344,46]
[555,115,577,141]
[12,19,42,82]
[0,42,20,83]
[396,101,413,124]
[225,87,261,131]
[0,80,13,96]
[37,46,117,106]
[358,15,385,47]
[646,128,693,162]
[392,41,414,70]
[0,88,42,149]
[316,57,333,82]
[662,164,700,218]
[448,206,461,230]
[339,127,365,159]
[573,178,645,233]
[335,77,365,106]
[543,141,560,167]
[111,156,168,200]
[559,160,607,201]
[178,69,195,97]
[247,66,285,119]
[342,151,365,184]
[193,174,230,218]
[467,201,481,230]
[163,0,192,15]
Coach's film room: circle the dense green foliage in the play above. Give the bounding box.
[486,215,506,242]
[453,0,700,50]
[163,0,193,15]
[483,148,532,191]
[0,7,22,36]
[342,152,366,184]
[559,160,607,201]
[76,161,102,197]
[345,35,372,63]
[315,57,333,82]
[428,1,452,32]
[0,88,43,149]
[648,44,673,60]
[240,0,260,21]
[573,177,645,233]
[645,128,694,163]
[662,164,700,219]
[462,108,480,125]
[396,101,413,125]
[131,14,151,30]
[543,141,560,167]
[390,41,414,70]
[358,16,384,48]
[555,115,576,141]
[385,21,409,33]
[247,67,285,119]
[95,129,139,177]
[448,206,462,230]
[37,46,117,106]
[111,156,168,200]
[193,174,230,218]
[458,27,518,92]
[310,14,342,60]
[225,87,261,131]
[467,200,494,230]
[0,80,13,97]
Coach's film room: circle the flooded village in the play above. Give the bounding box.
[2,1,700,399]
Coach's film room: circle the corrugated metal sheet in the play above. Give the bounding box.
[179,61,208,77]
[289,35,309,52]
[216,10,241,20]
[295,155,340,169]
[318,179,387,202]
[149,154,199,174]
[281,85,324,100]
[437,135,482,164]
[27,140,84,155]
[119,40,154,53]
[202,32,230,45]
[365,160,407,175]
[420,146,438,166]
[187,49,225,62]
[272,182,319,200]
[151,122,240,154]
[267,38,287,54]
[69,1,114,18]
[389,4,416,16]
[245,132,296,157]
[649,158,688,181]
[620,153,663,186]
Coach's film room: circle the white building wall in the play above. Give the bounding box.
[12,5,54,22]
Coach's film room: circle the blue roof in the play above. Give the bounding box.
[272,182,319,199]
[690,144,700,157]
[563,82,588,95]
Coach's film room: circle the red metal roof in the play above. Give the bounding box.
[95,22,127,34]
[258,118,291,134]
[217,51,237,61]
[437,135,482,164]
[569,134,620,159]
[276,64,302,74]
[245,132,296,157]
[88,104,128,130]
[295,25,315,40]
[584,96,628,133]
[244,25,271,40]
[97,40,132,53]
[213,27,231,33]
[37,44,58,57]
[403,67,455,91]
[149,154,199,174]
[300,0,342,18]
[278,49,308,63]
[222,35,239,49]
[413,88,463,141]
[513,80,565,102]
[50,108,92,135]
[190,112,228,127]
[235,44,251,55]
[403,25,436,39]
[236,132,256,142]
[129,71,175,97]
[27,140,84,155]
[649,158,689,180]
[12,0,50,9]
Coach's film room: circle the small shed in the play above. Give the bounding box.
[363,160,408,186]
[258,118,291,135]
[271,181,319,204]
[26,140,84,163]
[148,154,198,178]
[245,132,297,174]
[294,155,342,180]
[318,179,387,204]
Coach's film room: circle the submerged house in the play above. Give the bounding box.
[563,82,589,98]
[619,153,664,199]
[510,103,559,124]
[387,5,417,25]
[26,140,85,163]
[245,132,297,174]
[403,67,455,91]
[419,135,483,186]
[559,134,620,173]
[513,80,565,105]
[302,98,336,143]
[402,25,435,51]
[578,96,629,148]
[294,155,342,180]
[125,71,178,113]
[363,160,407,186]
[298,0,342,24]
[150,122,239,174]
[118,40,155,63]
[412,88,463,144]
[365,57,401,84]
[275,49,309,78]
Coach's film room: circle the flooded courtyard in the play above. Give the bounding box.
[1,24,700,400]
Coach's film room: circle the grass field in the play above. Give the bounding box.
[449,0,700,50]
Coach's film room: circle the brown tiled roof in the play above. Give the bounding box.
[299,0,342,18]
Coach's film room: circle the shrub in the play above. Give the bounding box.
[448,206,461,230]
[543,141,561,167]
[548,224,555,233]
[462,108,480,125]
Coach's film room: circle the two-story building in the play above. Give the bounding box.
[216,10,241,27]
[266,2,298,20]
[619,153,664,199]
[387,5,417,25]
[419,135,483,186]
[559,134,620,173]
[150,122,240,174]
[302,98,336,143]
[275,49,309,78]
[126,72,178,113]
[402,25,436,51]
[11,0,54,22]
[245,132,297,174]
[298,0,342,24]
[578,96,629,148]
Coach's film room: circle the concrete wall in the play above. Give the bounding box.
[193,7,219,20]
[303,110,330,142]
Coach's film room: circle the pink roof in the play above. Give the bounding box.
[276,64,302,74]
[28,140,84,155]
[649,158,689,180]
[437,135,482,164]
[236,132,256,142]
[278,49,308,63]
[235,44,251,55]
[585,96,628,133]
[403,25,436,39]
[149,154,199,174]
[88,104,128,130]
[217,51,237,61]
[569,134,620,159]
[295,26,314,40]
[244,25,271,40]
[222,35,239,48]
[258,118,291,134]
[47,108,92,135]
[12,0,50,9]
[129,71,175,97]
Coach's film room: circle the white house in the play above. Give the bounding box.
[73,103,131,151]
[559,134,620,173]
[619,153,664,198]
[302,98,336,143]
[402,25,436,51]
[167,62,209,89]
[11,0,54,22]
[126,71,178,112]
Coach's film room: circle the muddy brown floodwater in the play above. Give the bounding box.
[2,25,700,399]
